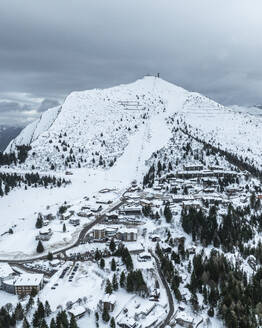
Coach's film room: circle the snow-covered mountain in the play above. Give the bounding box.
[5,76,262,173]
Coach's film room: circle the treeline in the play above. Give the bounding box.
[0,172,70,197]
[0,297,78,328]
[189,249,262,327]
[181,205,253,252]
[0,145,31,166]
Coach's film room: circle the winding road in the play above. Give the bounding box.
[150,251,175,328]
[0,196,126,264]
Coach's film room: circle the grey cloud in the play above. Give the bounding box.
[37,99,60,112]
[0,0,262,117]
[0,101,31,114]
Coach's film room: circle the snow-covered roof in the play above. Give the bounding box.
[103,294,116,304]
[118,227,137,234]
[0,263,13,278]
[118,316,136,327]
[39,228,51,234]
[176,311,194,323]
[14,273,43,286]
[68,306,86,317]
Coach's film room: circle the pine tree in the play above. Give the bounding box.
[109,238,116,252]
[30,287,38,297]
[14,302,24,321]
[40,319,48,328]
[47,252,53,261]
[22,317,30,328]
[102,308,110,322]
[36,240,44,253]
[111,258,116,271]
[105,279,113,295]
[32,310,40,328]
[120,271,126,288]
[35,216,43,229]
[164,204,172,223]
[100,258,105,270]
[37,301,45,319]
[95,312,99,321]
[126,273,134,292]
[112,273,118,291]
[50,318,56,328]
[110,317,116,328]
[95,249,101,261]
[69,315,78,328]
[44,300,51,317]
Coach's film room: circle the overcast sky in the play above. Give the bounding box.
[0,0,262,126]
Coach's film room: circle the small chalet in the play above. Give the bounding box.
[118,317,137,328]
[99,294,116,312]
[175,312,194,328]
[69,218,80,226]
[91,205,103,213]
[68,306,87,320]
[36,228,53,241]
[149,288,160,301]
[0,263,15,289]
[138,252,151,262]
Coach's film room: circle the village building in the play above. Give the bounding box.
[119,206,142,216]
[138,252,151,262]
[103,214,118,224]
[182,201,202,210]
[118,316,137,328]
[172,195,194,203]
[69,218,80,226]
[149,288,160,301]
[90,205,103,213]
[99,294,116,312]
[35,228,53,241]
[96,199,112,205]
[183,164,203,171]
[50,259,61,267]
[117,228,137,242]
[93,227,106,240]
[203,187,216,194]
[175,312,194,328]
[202,177,218,187]
[0,263,15,289]
[68,306,87,320]
[105,227,118,238]
[14,273,44,295]
[208,165,224,171]
[77,211,92,218]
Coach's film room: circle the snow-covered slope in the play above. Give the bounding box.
[5,77,188,171]
[5,76,262,173]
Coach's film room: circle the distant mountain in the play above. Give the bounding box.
[0,125,22,152]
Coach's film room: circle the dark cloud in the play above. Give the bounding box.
[0,0,261,125]
[37,99,60,112]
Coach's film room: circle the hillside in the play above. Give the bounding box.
[5,77,262,178]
